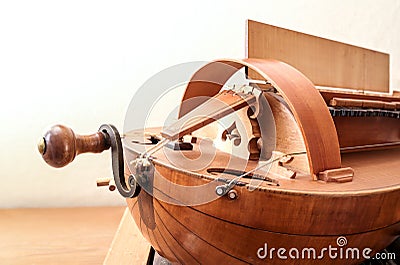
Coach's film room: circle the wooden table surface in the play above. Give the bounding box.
[0,207,125,265]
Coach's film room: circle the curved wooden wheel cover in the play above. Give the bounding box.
[178,58,341,178]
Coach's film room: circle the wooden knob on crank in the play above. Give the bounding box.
[38,124,111,168]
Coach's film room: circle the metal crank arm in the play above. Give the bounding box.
[99,124,141,198]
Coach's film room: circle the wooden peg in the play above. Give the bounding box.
[96,177,111,187]
[96,177,116,191]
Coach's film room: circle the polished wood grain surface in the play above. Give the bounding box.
[124,126,400,264]
[179,58,342,178]
[246,20,390,93]
[151,197,398,265]
[39,125,110,168]
[0,207,125,265]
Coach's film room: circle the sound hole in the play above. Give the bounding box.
[207,168,253,179]
[207,167,279,186]
[221,122,241,146]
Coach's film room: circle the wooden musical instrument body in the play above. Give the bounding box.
[37,22,400,264]
[121,58,400,264]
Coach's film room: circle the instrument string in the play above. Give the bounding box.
[222,151,307,191]
[140,138,169,158]
[165,91,254,137]
[139,91,256,159]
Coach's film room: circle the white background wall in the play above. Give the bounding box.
[0,0,399,208]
